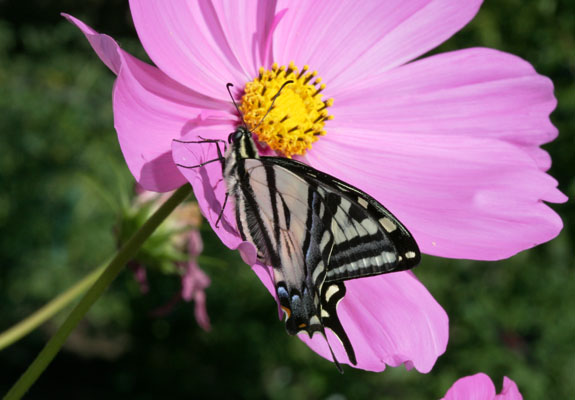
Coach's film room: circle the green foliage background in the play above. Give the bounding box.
[0,1,573,399]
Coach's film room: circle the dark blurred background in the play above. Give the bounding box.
[0,1,573,399]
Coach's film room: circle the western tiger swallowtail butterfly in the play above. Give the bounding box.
[176,83,420,371]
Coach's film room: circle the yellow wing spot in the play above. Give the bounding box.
[298,323,307,329]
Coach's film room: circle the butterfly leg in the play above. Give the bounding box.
[173,138,226,145]
[173,138,226,170]
[215,192,229,228]
[197,136,228,152]
[173,137,227,160]
[322,330,344,374]
[175,157,223,169]
[173,138,230,226]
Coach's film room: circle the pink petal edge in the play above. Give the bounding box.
[333,48,558,172]
[442,373,497,400]
[65,14,232,191]
[442,373,524,400]
[273,0,483,94]
[496,377,523,400]
[129,0,277,100]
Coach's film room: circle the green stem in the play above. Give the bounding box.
[4,184,192,400]
[0,262,108,351]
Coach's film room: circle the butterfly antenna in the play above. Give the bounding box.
[226,83,248,127]
[250,80,293,133]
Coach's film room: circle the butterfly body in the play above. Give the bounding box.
[221,126,421,367]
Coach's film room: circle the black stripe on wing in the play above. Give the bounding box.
[320,282,356,365]
[318,188,399,282]
[234,158,283,268]
[240,160,334,286]
[259,156,421,282]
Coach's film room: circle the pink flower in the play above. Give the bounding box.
[64,0,564,372]
[442,373,523,400]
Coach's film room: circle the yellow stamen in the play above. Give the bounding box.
[240,62,333,158]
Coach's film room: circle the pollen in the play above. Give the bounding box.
[240,62,333,158]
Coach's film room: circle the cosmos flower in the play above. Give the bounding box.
[441,373,523,400]
[65,0,564,372]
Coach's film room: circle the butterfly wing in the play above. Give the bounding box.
[260,156,421,281]
[232,156,420,366]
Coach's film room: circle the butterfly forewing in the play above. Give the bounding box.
[261,156,421,282]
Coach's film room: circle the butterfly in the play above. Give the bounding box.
[176,83,421,371]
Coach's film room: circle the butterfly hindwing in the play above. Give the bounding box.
[319,281,356,364]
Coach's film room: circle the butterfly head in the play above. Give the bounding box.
[227,126,259,159]
[227,125,247,144]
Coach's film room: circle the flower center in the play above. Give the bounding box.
[240,62,333,158]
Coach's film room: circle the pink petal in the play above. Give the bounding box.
[298,271,448,372]
[62,14,122,74]
[496,377,523,400]
[114,60,234,191]
[273,0,482,93]
[333,48,558,171]
[64,14,228,111]
[172,128,245,250]
[65,14,232,191]
[129,0,276,100]
[442,373,497,400]
[209,0,279,69]
[307,128,565,260]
